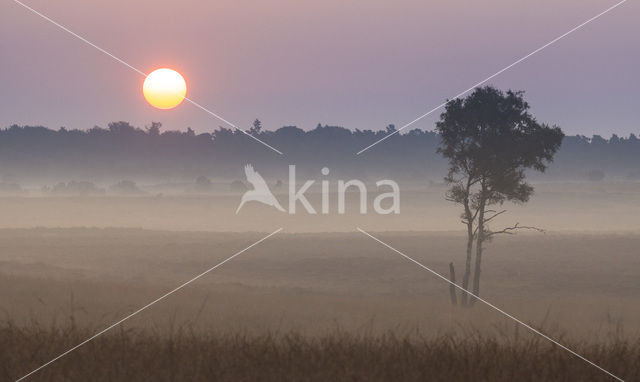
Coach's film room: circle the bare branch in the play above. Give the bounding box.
[486,222,545,238]
[471,205,481,222]
[483,209,507,224]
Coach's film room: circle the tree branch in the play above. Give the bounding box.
[471,204,482,222]
[483,209,507,224]
[486,222,545,238]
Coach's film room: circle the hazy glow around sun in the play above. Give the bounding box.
[143,68,187,109]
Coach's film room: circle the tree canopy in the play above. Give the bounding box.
[437,86,564,206]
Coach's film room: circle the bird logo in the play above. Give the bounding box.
[236,164,285,214]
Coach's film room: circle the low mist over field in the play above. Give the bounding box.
[2,114,640,381]
[3,109,640,381]
[0,182,638,233]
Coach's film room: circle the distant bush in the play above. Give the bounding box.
[585,169,605,182]
[230,180,247,192]
[193,176,213,192]
[45,181,105,196]
[626,170,640,180]
[109,180,143,195]
[0,182,25,195]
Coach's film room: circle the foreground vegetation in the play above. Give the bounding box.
[2,321,638,381]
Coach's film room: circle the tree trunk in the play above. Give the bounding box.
[470,238,483,306]
[470,198,486,306]
[461,225,473,306]
[448,262,457,305]
[461,196,474,307]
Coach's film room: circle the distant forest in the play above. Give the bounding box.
[0,121,639,184]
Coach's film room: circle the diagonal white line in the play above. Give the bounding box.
[356,0,628,155]
[11,0,283,156]
[14,228,283,382]
[9,0,146,76]
[356,227,624,382]
[182,96,284,155]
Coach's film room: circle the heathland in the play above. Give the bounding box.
[2,182,639,380]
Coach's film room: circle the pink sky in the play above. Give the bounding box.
[1,0,638,136]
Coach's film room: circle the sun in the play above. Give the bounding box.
[143,68,187,109]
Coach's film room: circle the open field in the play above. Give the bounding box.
[2,229,640,336]
[1,181,640,380]
[1,228,639,380]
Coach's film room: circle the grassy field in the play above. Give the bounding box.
[1,227,639,380]
[4,321,639,381]
[2,229,640,335]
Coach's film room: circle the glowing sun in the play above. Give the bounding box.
[143,68,187,109]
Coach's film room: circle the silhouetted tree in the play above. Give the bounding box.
[249,119,262,135]
[146,122,161,136]
[436,86,563,306]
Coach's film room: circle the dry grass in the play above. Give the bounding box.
[2,320,639,382]
[3,229,640,338]
[2,228,640,381]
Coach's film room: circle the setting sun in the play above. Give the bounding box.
[142,68,187,109]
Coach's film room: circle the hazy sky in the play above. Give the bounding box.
[1,0,638,136]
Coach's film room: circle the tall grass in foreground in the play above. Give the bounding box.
[1,320,639,381]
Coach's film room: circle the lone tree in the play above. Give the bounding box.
[436,86,563,307]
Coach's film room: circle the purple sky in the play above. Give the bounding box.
[1,0,638,136]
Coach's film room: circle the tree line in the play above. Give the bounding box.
[0,119,637,182]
